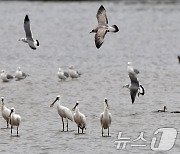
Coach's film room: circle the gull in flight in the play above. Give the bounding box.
[127,62,140,75]
[15,67,29,80]
[1,97,11,128]
[100,98,112,137]
[9,107,21,136]
[72,101,86,134]
[57,68,69,80]
[50,95,74,132]
[19,14,40,50]
[0,70,14,82]
[90,5,119,49]
[123,63,145,104]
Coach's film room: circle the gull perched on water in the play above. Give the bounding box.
[9,107,21,136]
[72,101,86,134]
[15,67,29,80]
[50,95,74,131]
[19,14,39,50]
[123,63,145,104]
[57,68,69,80]
[0,70,14,82]
[100,98,112,137]
[1,97,11,128]
[68,65,81,79]
[90,5,119,49]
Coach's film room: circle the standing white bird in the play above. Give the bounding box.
[50,95,74,131]
[68,66,81,79]
[19,14,39,50]
[0,70,14,82]
[100,98,112,137]
[15,67,28,80]
[9,107,21,136]
[1,97,11,128]
[90,5,119,49]
[57,68,69,80]
[72,101,86,134]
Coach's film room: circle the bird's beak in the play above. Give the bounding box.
[50,97,58,108]
[9,110,13,118]
[105,100,109,109]
[72,103,78,111]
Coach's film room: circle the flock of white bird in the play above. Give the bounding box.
[0,5,145,137]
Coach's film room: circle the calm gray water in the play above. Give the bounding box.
[0,1,180,154]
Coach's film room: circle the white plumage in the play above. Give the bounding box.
[57,68,69,80]
[100,98,111,136]
[72,101,86,134]
[1,97,11,128]
[15,67,28,80]
[9,107,21,136]
[68,65,81,79]
[50,95,73,131]
[0,70,14,82]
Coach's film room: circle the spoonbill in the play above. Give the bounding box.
[1,97,11,128]
[9,107,21,136]
[50,95,74,131]
[100,98,112,136]
[72,101,86,134]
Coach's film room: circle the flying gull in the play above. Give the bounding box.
[90,5,119,49]
[123,72,145,104]
[19,14,40,50]
[127,62,140,75]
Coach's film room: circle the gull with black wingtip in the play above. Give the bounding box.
[90,5,119,49]
[19,14,40,50]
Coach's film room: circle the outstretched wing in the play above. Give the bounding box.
[96,5,108,26]
[95,28,107,49]
[24,15,33,41]
[128,73,139,87]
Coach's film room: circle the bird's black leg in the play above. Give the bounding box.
[11,126,13,136]
[7,121,9,128]
[102,127,104,137]
[62,118,64,131]
[17,126,19,136]
[82,128,83,134]
[66,119,68,132]
[108,127,110,136]
[78,126,79,134]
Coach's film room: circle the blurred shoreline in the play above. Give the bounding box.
[1,0,180,4]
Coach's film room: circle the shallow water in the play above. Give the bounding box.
[0,1,180,154]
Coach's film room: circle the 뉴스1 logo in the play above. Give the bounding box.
[115,127,178,151]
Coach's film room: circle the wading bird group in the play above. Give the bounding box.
[1,4,179,139]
